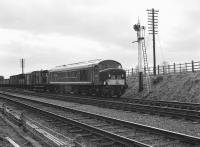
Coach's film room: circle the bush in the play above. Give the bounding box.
[152,76,163,85]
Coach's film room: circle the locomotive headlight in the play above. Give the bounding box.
[108,74,111,78]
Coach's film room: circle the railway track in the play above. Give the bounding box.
[3,88,200,110]
[2,88,200,122]
[0,92,200,147]
[0,112,30,147]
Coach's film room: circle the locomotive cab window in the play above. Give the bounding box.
[99,60,122,70]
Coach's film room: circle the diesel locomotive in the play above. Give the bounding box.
[0,59,127,97]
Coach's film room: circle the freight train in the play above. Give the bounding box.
[0,59,127,97]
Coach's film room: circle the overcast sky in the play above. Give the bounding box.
[0,0,200,78]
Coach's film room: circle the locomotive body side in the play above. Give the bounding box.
[48,61,98,93]
[49,67,94,85]
[48,59,127,97]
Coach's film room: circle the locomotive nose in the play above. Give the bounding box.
[99,68,127,97]
[99,68,126,83]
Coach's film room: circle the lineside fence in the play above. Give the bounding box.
[126,61,200,77]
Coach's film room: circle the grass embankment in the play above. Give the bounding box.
[123,72,200,103]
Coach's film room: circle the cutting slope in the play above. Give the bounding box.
[123,72,200,103]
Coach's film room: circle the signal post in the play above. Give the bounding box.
[133,21,145,92]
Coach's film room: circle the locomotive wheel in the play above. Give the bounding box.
[102,87,107,97]
[95,87,102,97]
[110,89,115,97]
[116,90,122,98]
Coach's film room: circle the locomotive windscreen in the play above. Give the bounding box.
[98,60,122,70]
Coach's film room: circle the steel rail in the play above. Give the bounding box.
[2,88,200,110]
[2,90,200,121]
[0,92,200,146]
[0,94,152,147]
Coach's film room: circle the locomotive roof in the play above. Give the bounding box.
[49,59,121,72]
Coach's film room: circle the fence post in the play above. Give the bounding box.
[180,64,181,73]
[168,65,170,74]
[192,60,194,72]
[131,68,133,76]
[174,63,176,73]
[163,66,165,75]
[185,63,187,72]
[157,65,159,75]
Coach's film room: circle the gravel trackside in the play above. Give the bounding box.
[8,94,200,138]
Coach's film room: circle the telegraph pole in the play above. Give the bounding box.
[20,58,25,74]
[147,8,159,76]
